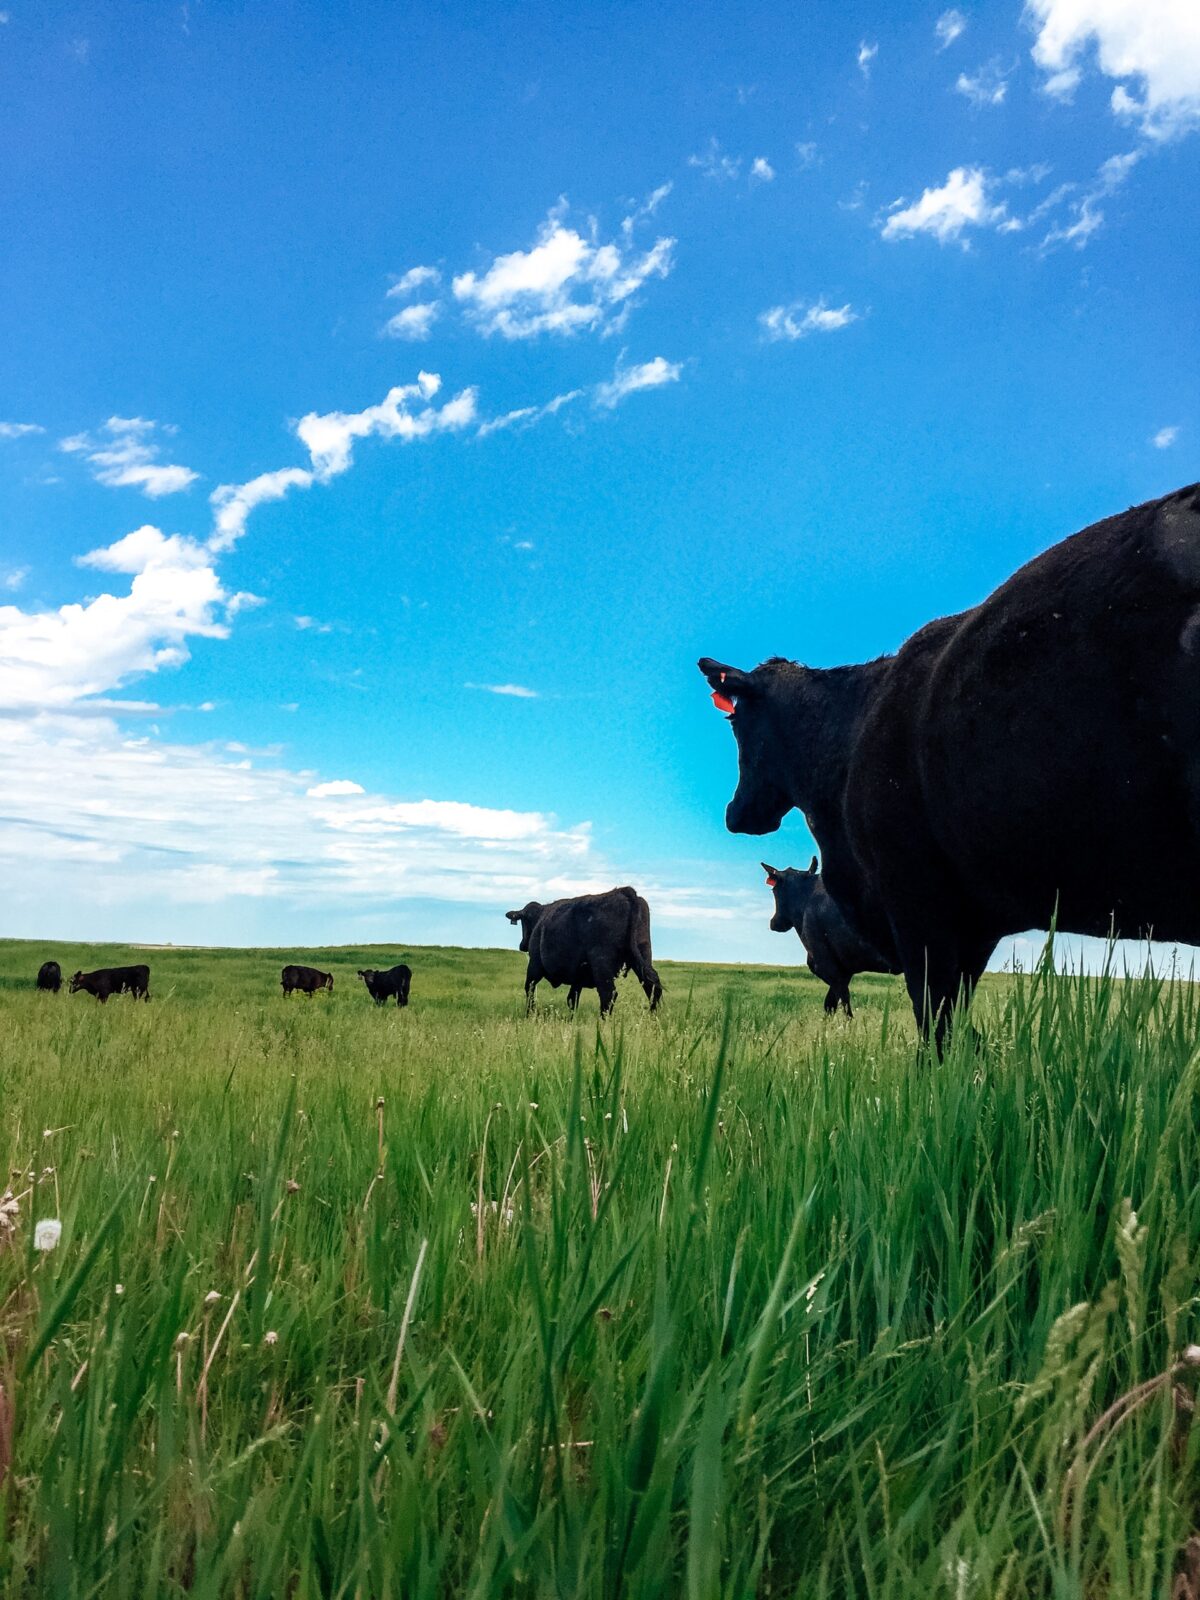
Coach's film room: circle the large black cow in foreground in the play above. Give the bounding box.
[36,960,62,993]
[762,859,898,1016]
[69,965,151,1003]
[505,887,663,1015]
[701,483,1200,1045]
[357,965,412,1007]
[281,964,333,998]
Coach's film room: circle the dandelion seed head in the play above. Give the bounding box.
[34,1218,62,1252]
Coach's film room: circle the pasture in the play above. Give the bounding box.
[1,937,1199,1597]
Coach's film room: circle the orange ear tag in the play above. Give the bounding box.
[766,875,777,887]
[712,691,735,714]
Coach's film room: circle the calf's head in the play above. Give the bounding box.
[762,859,819,934]
[505,903,543,953]
[68,971,83,993]
[698,658,794,835]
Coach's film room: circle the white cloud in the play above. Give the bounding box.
[593,355,682,409]
[452,205,674,340]
[209,467,314,553]
[795,141,819,168]
[750,156,776,182]
[936,9,968,48]
[956,61,1011,106]
[1153,424,1180,448]
[0,525,227,714]
[1027,0,1200,138]
[1036,148,1141,248]
[306,779,365,797]
[477,389,583,437]
[383,302,441,340]
[858,40,879,78]
[296,372,477,479]
[688,137,742,181]
[881,165,1008,244]
[464,682,540,698]
[0,422,42,439]
[3,566,29,591]
[61,416,198,498]
[621,182,673,238]
[388,265,441,296]
[760,298,860,341]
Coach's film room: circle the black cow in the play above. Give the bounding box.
[281,964,333,997]
[701,483,1200,1045]
[69,965,151,1003]
[505,887,663,1015]
[36,960,62,994]
[761,859,898,1016]
[357,965,412,1007]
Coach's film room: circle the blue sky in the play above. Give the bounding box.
[1,0,1197,964]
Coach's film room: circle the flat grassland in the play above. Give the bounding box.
[0,937,1198,1598]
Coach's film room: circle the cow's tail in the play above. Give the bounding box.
[620,888,663,1009]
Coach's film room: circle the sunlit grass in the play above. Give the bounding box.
[0,935,1198,1596]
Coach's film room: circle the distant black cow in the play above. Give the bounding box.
[761,859,898,1016]
[69,965,151,1003]
[505,887,663,1015]
[281,964,333,998]
[701,483,1200,1046]
[36,960,62,994]
[357,965,412,1007]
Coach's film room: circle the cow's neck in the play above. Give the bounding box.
[772,659,890,832]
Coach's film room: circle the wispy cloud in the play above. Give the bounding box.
[452,202,674,339]
[0,421,43,440]
[857,40,878,79]
[388,264,441,296]
[477,389,583,438]
[955,60,1011,107]
[382,302,441,340]
[688,137,742,181]
[594,355,682,409]
[3,566,29,591]
[1153,424,1180,449]
[936,9,967,49]
[60,417,198,498]
[749,156,776,183]
[881,166,1008,245]
[464,682,540,699]
[795,141,819,168]
[760,298,860,341]
[1035,149,1141,250]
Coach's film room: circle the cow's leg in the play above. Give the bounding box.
[640,967,663,1011]
[823,986,839,1015]
[567,984,582,1011]
[839,985,854,1019]
[524,955,544,1015]
[591,960,618,1017]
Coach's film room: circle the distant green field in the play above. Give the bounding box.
[0,936,1198,1597]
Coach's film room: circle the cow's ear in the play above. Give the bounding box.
[698,658,756,711]
[505,910,521,924]
[808,856,818,875]
[762,862,779,886]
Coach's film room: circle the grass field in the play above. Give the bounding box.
[1,935,1199,1597]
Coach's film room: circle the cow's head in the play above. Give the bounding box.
[68,971,83,993]
[505,903,543,953]
[357,969,374,983]
[762,858,819,933]
[698,658,795,835]
[325,973,334,991]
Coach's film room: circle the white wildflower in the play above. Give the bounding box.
[34,1218,62,1252]
[114,1283,124,1296]
[204,1290,221,1307]
[264,1330,278,1346]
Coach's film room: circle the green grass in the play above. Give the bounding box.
[1,935,1199,1597]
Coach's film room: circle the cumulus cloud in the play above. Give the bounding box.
[388,265,441,296]
[0,421,43,440]
[0,525,227,714]
[760,299,861,341]
[464,682,540,698]
[1153,424,1180,448]
[593,355,682,409]
[956,60,1011,106]
[60,417,198,498]
[306,779,365,797]
[1027,0,1200,138]
[383,302,440,340]
[936,9,968,49]
[881,166,1008,244]
[750,156,776,182]
[452,204,674,340]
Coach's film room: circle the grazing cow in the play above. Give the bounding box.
[357,965,412,1007]
[281,964,333,998]
[36,960,62,994]
[761,859,898,1016]
[69,965,151,1003]
[701,483,1200,1045]
[505,887,663,1015]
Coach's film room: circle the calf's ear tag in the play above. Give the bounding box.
[712,691,736,715]
[766,874,777,888]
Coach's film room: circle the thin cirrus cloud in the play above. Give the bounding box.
[464,682,540,698]
[857,40,878,79]
[388,264,441,297]
[593,355,682,409]
[60,416,199,498]
[759,299,860,341]
[1026,0,1200,139]
[688,137,742,181]
[955,60,1011,107]
[0,421,44,439]
[936,9,967,49]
